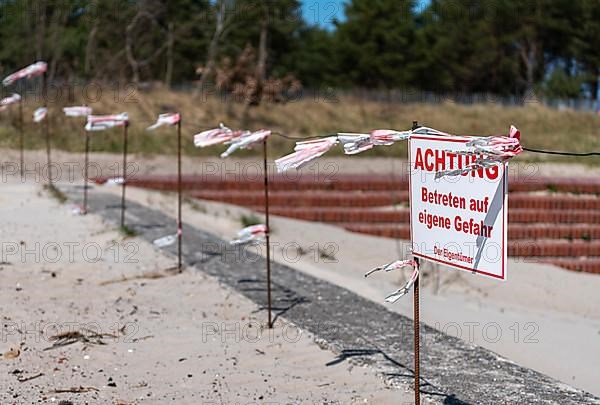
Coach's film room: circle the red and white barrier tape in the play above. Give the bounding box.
[153,234,178,248]
[33,107,47,123]
[230,224,268,246]
[385,267,420,303]
[435,126,522,179]
[104,177,125,186]
[364,259,417,278]
[194,123,247,148]
[221,129,271,158]
[146,113,180,131]
[0,93,21,111]
[85,113,129,131]
[339,129,412,155]
[364,259,419,303]
[2,61,47,86]
[63,106,92,117]
[275,136,339,172]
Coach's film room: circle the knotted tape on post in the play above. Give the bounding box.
[33,107,47,123]
[364,259,419,303]
[435,126,522,179]
[146,113,181,131]
[338,129,412,155]
[194,123,248,148]
[63,106,92,117]
[0,93,21,111]
[221,129,271,157]
[85,113,129,131]
[193,124,271,157]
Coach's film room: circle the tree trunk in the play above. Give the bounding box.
[124,11,170,86]
[525,47,536,96]
[519,40,538,98]
[25,0,35,61]
[165,22,175,89]
[242,12,268,124]
[125,21,141,85]
[48,5,70,83]
[256,19,268,85]
[248,18,268,107]
[195,0,227,97]
[85,1,99,76]
[35,0,47,61]
[592,69,599,101]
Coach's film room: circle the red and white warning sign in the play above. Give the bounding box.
[409,133,508,280]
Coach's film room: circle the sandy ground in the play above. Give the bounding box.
[0,181,410,404]
[94,180,600,397]
[2,149,600,398]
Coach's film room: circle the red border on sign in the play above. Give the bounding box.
[408,134,507,280]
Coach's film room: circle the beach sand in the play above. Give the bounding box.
[2,149,599,398]
[97,174,600,397]
[0,180,410,403]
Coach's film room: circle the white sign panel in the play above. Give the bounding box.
[409,133,508,280]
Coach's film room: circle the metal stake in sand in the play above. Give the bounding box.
[413,257,421,404]
[263,138,273,328]
[65,106,93,213]
[83,124,90,214]
[193,125,272,323]
[177,116,183,270]
[18,96,24,179]
[412,120,421,405]
[121,121,129,228]
[147,113,183,268]
[42,71,52,186]
[84,112,128,214]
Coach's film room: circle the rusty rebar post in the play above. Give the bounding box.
[412,120,421,405]
[43,71,52,186]
[19,98,24,179]
[414,258,421,405]
[121,122,129,228]
[177,117,183,271]
[263,138,273,328]
[83,129,90,214]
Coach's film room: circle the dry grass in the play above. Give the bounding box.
[0,87,598,164]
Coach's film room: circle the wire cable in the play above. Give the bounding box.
[271,131,339,140]
[522,147,600,157]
